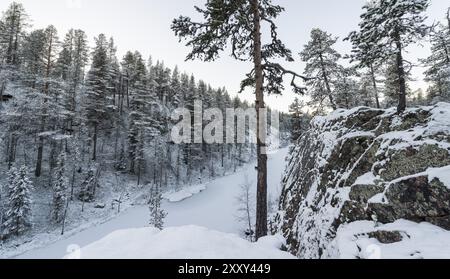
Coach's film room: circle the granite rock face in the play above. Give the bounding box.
[275,103,450,259]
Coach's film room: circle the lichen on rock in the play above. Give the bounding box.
[275,103,450,259]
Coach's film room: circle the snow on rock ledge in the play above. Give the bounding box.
[275,103,450,259]
[334,220,450,259]
[64,225,295,259]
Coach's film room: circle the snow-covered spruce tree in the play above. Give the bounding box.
[52,153,68,223]
[169,65,181,107]
[148,184,167,230]
[422,17,450,103]
[1,82,43,170]
[78,167,98,204]
[5,25,62,173]
[138,58,165,186]
[20,29,46,88]
[350,0,430,113]
[346,2,384,109]
[151,78,170,193]
[3,166,33,238]
[114,143,127,172]
[1,167,17,238]
[181,74,198,183]
[84,34,111,161]
[67,138,82,201]
[172,0,308,239]
[288,98,306,141]
[0,2,28,66]
[300,28,342,111]
[106,38,121,108]
[54,29,89,125]
[334,67,360,109]
[106,37,126,170]
[357,71,378,107]
[54,30,74,82]
[35,25,62,178]
[122,51,153,178]
[384,56,412,107]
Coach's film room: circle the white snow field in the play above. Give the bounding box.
[334,220,450,259]
[64,226,295,259]
[12,148,290,259]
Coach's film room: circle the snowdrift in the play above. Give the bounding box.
[275,103,450,259]
[64,225,295,259]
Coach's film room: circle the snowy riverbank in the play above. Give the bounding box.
[3,148,289,259]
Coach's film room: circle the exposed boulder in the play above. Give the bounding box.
[367,230,404,244]
[275,103,450,259]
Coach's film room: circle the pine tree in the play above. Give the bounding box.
[20,29,46,87]
[106,37,125,169]
[169,66,181,107]
[172,0,307,239]
[384,56,412,107]
[55,29,88,119]
[423,17,450,103]
[106,37,120,107]
[288,98,306,141]
[4,165,33,237]
[78,168,97,203]
[300,28,342,111]
[55,29,74,81]
[52,153,68,223]
[35,25,60,178]
[0,2,28,66]
[115,143,127,172]
[123,51,154,178]
[84,34,110,161]
[346,2,384,109]
[153,60,171,104]
[357,75,375,108]
[351,0,430,113]
[41,25,60,93]
[334,67,359,109]
[148,184,167,230]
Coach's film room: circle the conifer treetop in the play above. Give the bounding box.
[171,0,309,95]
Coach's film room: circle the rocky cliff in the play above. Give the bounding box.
[275,103,450,259]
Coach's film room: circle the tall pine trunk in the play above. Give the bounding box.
[252,0,268,240]
[7,133,17,169]
[369,63,381,109]
[35,29,54,177]
[394,29,407,114]
[6,4,17,65]
[35,120,45,177]
[92,123,98,161]
[319,54,337,110]
[0,81,5,110]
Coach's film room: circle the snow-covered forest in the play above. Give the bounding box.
[1,0,450,259]
[0,1,287,245]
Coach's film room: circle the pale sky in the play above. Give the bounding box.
[1,0,449,112]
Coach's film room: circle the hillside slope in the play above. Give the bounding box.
[275,103,450,259]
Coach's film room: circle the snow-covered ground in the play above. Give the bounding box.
[9,148,289,259]
[334,220,450,259]
[64,226,295,259]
